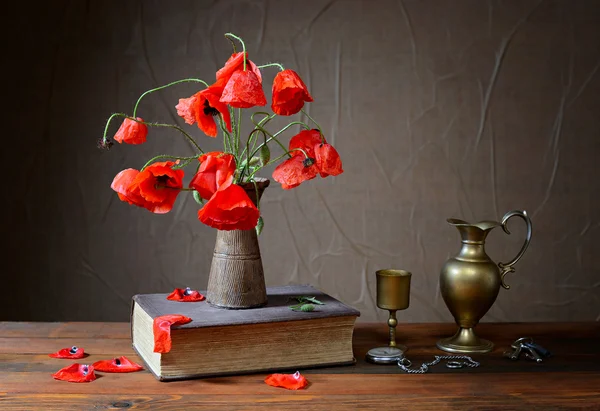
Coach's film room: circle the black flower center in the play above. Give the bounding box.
[114,358,121,366]
[303,157,316,167]
[203,99,219,116]
[184,287,192,296]
[82,365,89,375]
[69,346,78,354]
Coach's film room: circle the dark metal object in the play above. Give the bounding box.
[504,337,551,362]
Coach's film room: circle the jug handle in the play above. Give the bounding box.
[498,210,532,289]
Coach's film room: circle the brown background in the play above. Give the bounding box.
[3,0,599,324]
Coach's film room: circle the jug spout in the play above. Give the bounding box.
[447,218,502,244]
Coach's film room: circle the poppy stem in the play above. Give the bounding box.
[248,121,310,160]
[250,118,290,158]
[300,109,323,138]
[133,78,209,117]
[240,113,274,160]
[217,115,233,155]
[102,113,204,154]
[141,155,199,171]
[236,108,242,155]
[247,151,296,179]
[224,33,246,71]
[257,63,285,71]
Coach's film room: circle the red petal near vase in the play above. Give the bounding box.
[49,346,85,359]
[153,314,192,353]
[52,363,96,383]
[92,356,143,373]
[197,184,260,231]
[189,152,236,200]
[166,288,206,302]
[220,70,267,109]
[264,371,309,390]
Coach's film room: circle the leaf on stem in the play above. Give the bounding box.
[260,144,270,166]
[255,216,264,236]
[192,190,204,205]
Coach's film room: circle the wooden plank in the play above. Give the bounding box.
[0,337,134,355]
[0,322,130,339]
[1,393,599,411]
[1,371,599,396]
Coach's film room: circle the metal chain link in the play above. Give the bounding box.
[397,355,480,374]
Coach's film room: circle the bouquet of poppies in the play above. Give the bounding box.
[100,33,343,232]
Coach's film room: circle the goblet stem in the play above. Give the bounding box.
[387,310,398,347]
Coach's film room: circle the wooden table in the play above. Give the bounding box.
[1,322,598,410]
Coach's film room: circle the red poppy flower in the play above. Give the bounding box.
[216,52,262,86]
[153,314,192,353]
[272,155,319,190]
[52,363,96,383]
[198,184,260,231]
[264,371,309,390]
[111,168,144,206]
[273,129,343,189]
[92,356,143,373]
[166,287,206,302]
[49,346,85,359]
[124,161,184,214]
[220,70,267,108]
[189,152,236,200]
[271,69,313,116]
[176,84,232,138]
[113,117,148,145]
[314,142,343,178]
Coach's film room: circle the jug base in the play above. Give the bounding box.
[436,327,494,354]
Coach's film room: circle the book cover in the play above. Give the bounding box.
[131,284,360,381]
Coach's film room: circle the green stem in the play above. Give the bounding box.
[236,108,242,155]
[249,121,311,160]
[248,151,294,179]
[301,109,322,135]
[250,115,290,158]
[141,155,199,171]
[133,78,209,117]
[257,63,285,71]
[241,113,274,159]
[224,33,246,71]
[217,115,232,155]
[102,113,204,154]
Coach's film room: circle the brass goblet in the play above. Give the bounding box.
[366,269,412,364]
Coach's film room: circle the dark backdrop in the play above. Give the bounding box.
[3,0,599,323]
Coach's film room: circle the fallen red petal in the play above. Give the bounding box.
[153,314,193,353]
[52,363,96,383]
[166,287,206,302]
[49,346,85,359]
[264,371,309,390]
[92,356,144,373]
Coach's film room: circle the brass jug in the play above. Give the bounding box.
[437,210,532,354]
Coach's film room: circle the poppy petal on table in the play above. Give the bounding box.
[271,69,313,116]
[113,117,148,145]
[52,363,96,383]
[272,155,318,190]
[127,161,184,214]
[153,314,192,353]
[220,70,267,109]
[264,371,308,390]
[49,346,85,359]
[166,287,206,302]
[92,356,143,373]
[189,152,236,200]
[315,143,344,178]
[216,52,262,85]
[198,184,260,231]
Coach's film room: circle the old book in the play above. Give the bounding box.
[131,284,360,381]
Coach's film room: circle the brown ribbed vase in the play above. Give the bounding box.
[206,178,269,309]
